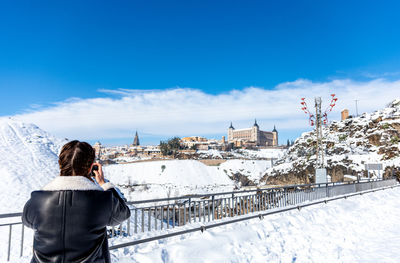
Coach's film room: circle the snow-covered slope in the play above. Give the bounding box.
[104,159,274,200]
[263,99,400,185]
[104,160,234,201]
[106,186,400,263]
[0,118,66,213]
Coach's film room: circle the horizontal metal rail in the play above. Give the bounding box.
[110,184,399,250]
[0,213,22,219]
[126,178,383,205]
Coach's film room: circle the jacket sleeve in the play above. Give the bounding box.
[22,198,35,229]
[102,183,131,226]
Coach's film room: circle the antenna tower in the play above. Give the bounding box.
[300,94,337,168]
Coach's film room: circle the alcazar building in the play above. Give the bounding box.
[228,120,278,147]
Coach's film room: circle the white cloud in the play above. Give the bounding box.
[9,78,400,141]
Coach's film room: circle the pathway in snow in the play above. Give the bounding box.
[109,187,400,263]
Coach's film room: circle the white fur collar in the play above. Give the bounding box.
[42,176,104,191]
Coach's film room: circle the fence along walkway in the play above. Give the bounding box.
[0,178,398,261]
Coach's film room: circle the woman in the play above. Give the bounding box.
[22,140,131,263]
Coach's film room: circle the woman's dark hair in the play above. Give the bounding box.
[59,140,95,178]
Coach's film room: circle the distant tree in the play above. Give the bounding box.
[190,144,197,150]
[291,140,295,146]
[159,141,170,156]
[159,137,182,156]
[287,139,290,147]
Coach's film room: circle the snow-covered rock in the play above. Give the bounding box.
[263,99,400,185]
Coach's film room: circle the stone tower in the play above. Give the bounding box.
[133,131,140,146]
[228,122,235,142]
[272,125,278,146]
[252,119,260,144]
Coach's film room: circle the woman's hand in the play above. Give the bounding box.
[92,163,105,186]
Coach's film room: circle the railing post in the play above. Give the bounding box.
[207,200,211,222]
[134,209,138,234]
[212,195,215,220]
[283,188,287,207]
[148,209,151,231]
[166,205,170,229]
[183,203,186,225]
[154,207,157,230]
[161,206,164,230]
[141,208,145,232]
[188,198,192,224]
[172,205,176,228]
[20,224,24,257]
[231,194,234,216]
[8,224,12,261]
[194,201,197,223]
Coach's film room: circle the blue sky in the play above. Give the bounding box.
[1,1,400,145]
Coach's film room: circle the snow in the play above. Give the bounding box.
[197,148,285,159]
[107,186,400,263]
[104,160,234,201]
[6,186,400,262]
[1,118,400,262]
[104,159,275,200]
[0,118,66,213]
[219,159,273,183]
[0,118,283,211]
[267,98,400,180]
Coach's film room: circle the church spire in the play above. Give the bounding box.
[229,122,234,129]
[133,131,140,146]
[253,119,259,128]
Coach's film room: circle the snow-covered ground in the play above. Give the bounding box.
[5,186,400,262]
[1,118,400,262]
[104,159,274,200]
[0,118,66,213]
[106,186,400,263]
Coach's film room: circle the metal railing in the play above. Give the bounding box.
[1,178,397,261]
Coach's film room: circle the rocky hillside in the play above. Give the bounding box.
[261,99,400,185]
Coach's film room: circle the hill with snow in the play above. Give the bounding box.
[0,118,277,211]
[104,159,274,201]
[262,99,400,185]
[0,118,67,213]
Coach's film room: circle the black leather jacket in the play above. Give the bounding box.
[22,177,131,263]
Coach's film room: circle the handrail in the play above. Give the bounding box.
[0,212,22,219]
[126,178,382,205]
[110,184,399,250]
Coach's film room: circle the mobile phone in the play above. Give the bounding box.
[90,165,99,177]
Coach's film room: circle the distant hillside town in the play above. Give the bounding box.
[93,120,285,162]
